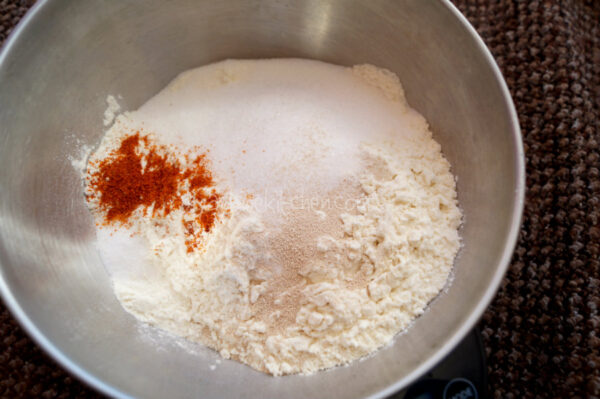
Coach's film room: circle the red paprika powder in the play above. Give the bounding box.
[86,132,222,252]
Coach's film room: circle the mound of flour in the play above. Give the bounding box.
[86,59,462,375]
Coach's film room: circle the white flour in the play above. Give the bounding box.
[84,59,462,375]
[103,95,121,127]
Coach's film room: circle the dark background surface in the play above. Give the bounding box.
[1,1,599,398]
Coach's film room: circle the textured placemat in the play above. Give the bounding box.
[454,1,600,397]
[1,1,599,398]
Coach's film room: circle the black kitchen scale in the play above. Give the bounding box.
[391,329,487,399]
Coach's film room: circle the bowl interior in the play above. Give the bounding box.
[0,1,522,398]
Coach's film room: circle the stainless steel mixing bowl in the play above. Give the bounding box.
[0,1,524,398]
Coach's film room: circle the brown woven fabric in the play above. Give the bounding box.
[452,1,600,398]
[1,1,599,398]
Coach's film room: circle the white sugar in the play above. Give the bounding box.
[125,59,424,204]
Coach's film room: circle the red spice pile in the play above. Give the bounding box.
[86,132,223,252]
